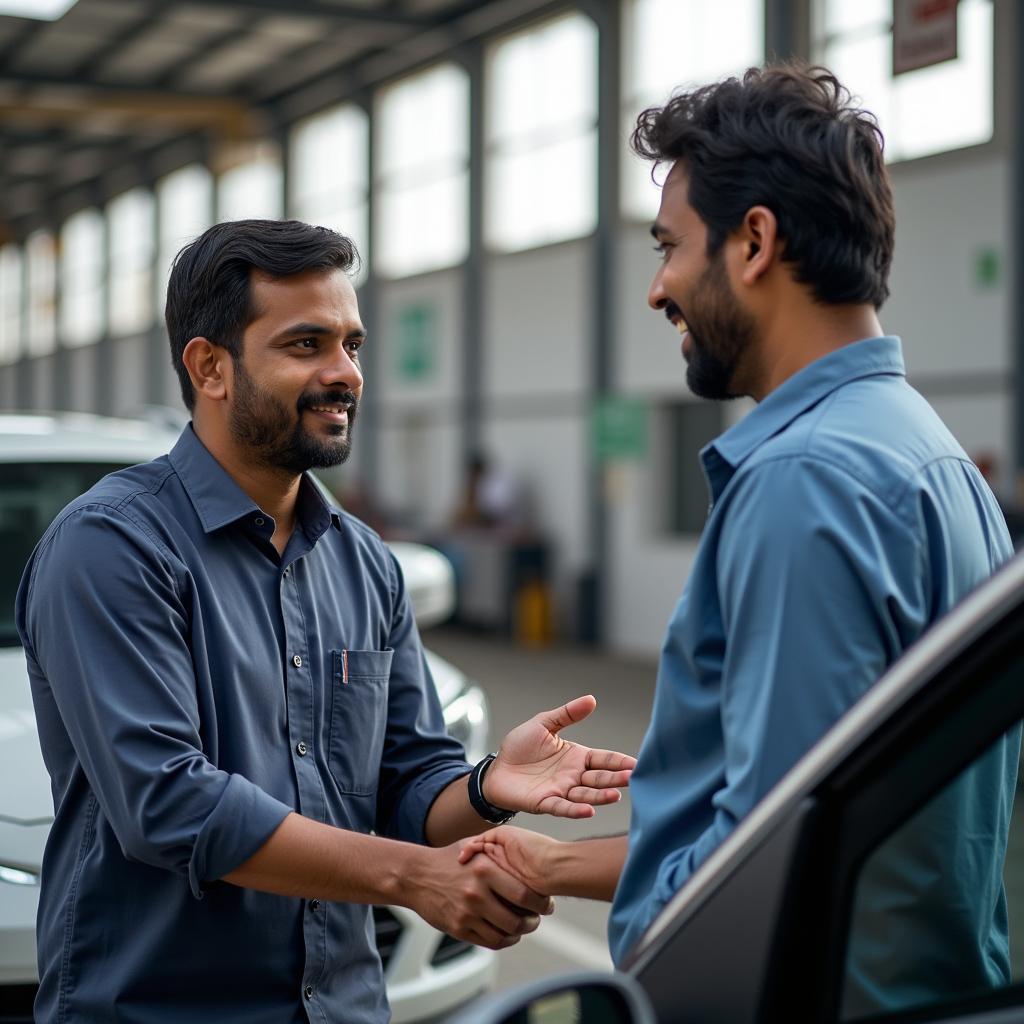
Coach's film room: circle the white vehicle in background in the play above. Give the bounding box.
[0,411,495,1024]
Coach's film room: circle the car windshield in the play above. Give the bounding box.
[0,461,129,647]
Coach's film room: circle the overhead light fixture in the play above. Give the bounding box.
[0,0,79,20]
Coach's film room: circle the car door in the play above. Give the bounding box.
[627,552,1024,1023]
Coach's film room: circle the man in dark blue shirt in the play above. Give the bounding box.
[16,220,635,1024]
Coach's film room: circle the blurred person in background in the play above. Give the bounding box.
[463,63,1017,1016]
[16,219,636,1024]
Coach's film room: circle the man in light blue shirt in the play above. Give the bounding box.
[461,64,1016,1014]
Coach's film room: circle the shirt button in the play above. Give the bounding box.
[304,985,314,1000]
[310,898,320,912]
[296,741,308,756]
[254,516,265,526]
[292,654,302,668]
[283,566,291,577]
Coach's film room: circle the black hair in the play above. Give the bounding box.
[632,63,895,309]
[165,219,359,409]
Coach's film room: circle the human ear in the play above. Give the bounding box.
[182,337,229,403]
[737,205,778,286]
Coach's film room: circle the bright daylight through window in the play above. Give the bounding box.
[815,0,993,163]
[622,0,764,220]
[59,208,104,349]
[107,188,154,338]
[0,245,22,366]
[486,12,598,253]
[375,63,469,279]
[290,104,369,284]
[157,164,213,305]
[25,230,55,358]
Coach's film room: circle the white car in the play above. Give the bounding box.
[0,411,495,1024]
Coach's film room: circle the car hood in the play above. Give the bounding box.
[0,647,53,826]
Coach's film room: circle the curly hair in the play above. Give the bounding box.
[165,219,360,410]
[632,63,894,309]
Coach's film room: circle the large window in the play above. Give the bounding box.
[0,245,22,365]
[814,0,993,163]
[157,164,213,305]
[108,188,155,338]
[217,144,283,222]
[25,230,56,357]
[622,0,764,219]
[59,208,104,348]
[375,63,469,279]
[290,104,369,279]
[486,12,598,253]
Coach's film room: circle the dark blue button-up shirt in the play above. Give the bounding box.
[609,338,1016,1010]
[16,425,471,1024]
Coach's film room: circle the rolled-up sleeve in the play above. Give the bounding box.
[374,551,471,843]
[18,505,292,896]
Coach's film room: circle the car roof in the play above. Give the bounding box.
[0,411,183,463]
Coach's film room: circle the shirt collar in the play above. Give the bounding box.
[168,424,344,535]
[706,335,905,473]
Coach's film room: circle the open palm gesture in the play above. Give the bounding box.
[483,695,636,818]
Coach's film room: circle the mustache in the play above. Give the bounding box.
[297,390,358,416]
[664,301,684,323]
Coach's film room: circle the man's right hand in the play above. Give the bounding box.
[401,839,554,950]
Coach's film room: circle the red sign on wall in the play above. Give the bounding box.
[893,0,959,75]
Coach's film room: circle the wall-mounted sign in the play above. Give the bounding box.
[893,0,958,76]
[394,302,437,382]
[593,396,648,462]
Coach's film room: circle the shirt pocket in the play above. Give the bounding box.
[328,648,393,796]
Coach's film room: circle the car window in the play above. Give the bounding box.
[0,461,127,647]
[840,684,1024,1020]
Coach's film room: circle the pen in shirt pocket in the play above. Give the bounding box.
[342,649,349,684]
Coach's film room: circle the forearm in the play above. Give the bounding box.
[424,773,491,847]
[222,811,421,907]
[544,834,627,900]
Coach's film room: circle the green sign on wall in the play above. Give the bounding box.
[593,396,649,462]
[395,303,437,381]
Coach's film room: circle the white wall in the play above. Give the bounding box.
[375,268,464,530]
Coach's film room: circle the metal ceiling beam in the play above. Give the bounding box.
[72,1,167,81]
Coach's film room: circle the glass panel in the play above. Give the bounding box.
[290,104,369,281]
[820,0,993,163]
[621,0,764,220]
[0,244,23,364]
[487,12,597,147]
[375,171,468,279]
[377,63,468,182]
[486,132,597,253]
[841,696,1023,1018]
[375,63,469,278]
[217,148,284,222]
[821,0,889,38]
[25,230,56,357]
[485,12,598,251]
[157,164,213,305]
[60,208,104,349]
[108,188,155,337]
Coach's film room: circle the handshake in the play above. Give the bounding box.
[397,695,635,951]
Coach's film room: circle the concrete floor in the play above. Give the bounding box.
[421,626,660,992]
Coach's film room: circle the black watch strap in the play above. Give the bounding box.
[467,753,516,825]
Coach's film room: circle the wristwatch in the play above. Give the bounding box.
[467,752,517,825]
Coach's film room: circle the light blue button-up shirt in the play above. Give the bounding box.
[609,338,1016,1004]
[17,426,471,1024]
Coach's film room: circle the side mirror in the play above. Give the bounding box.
[444,971,656,1024]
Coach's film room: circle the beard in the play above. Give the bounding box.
[679,250,757,401]
[229,359,357,474]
